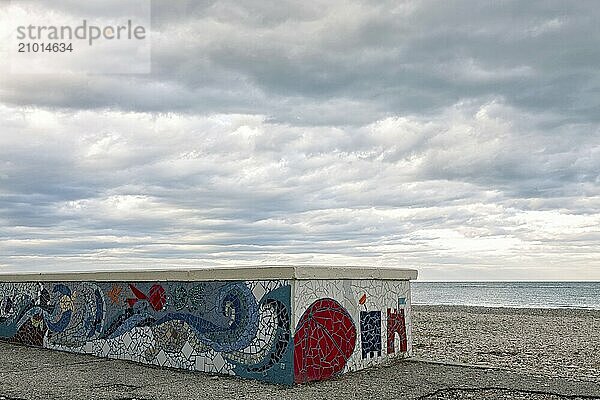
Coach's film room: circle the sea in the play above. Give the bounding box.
[411,281,600,310]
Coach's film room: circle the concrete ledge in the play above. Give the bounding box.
[0,265,418,282]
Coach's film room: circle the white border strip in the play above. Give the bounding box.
[0,265,418,282]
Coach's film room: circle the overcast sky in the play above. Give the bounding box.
[0,0,599,280]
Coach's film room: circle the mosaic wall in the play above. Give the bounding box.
[293,279,412,384]
[0,279,411,385]
[0,280,294,384]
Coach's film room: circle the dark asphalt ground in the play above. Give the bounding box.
[1,341,599,400]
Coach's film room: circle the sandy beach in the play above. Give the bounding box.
[1,305,599,399]
[413,305,600,383]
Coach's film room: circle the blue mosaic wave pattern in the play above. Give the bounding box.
[0,281,293,384]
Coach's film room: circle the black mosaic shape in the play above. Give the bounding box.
[359,310,381,359]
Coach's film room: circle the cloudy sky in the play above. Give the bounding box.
[0,0,599,280]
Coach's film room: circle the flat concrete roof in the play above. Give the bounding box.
[0,265,417,282]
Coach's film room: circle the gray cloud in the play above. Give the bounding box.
[0,101,598,278]
[2,0,600,125]
[0,1,599,279]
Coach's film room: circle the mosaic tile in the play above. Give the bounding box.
[293,298,356,384]
[0,278,412,384]
[360,311,382,359]
[294,279,413,379]
[387,308,407,354]
[0,280,294,384]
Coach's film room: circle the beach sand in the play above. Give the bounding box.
[413,305,600,382]
[1,305,599,399]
